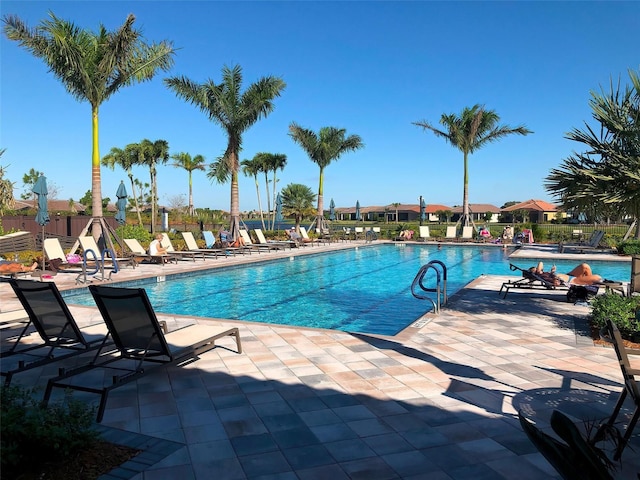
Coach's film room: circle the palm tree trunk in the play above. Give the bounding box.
[462,151,470,227]
[264,171,271,229]
[188,171,194,216]
[255,175,266,230]
[271,169,278,230]
[316,166,325,231]
[229,153,241,240]
[128,173,144,227]
[150,165,156,233]
[91,104,103,241]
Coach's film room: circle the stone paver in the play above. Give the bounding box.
[1,242,638,479]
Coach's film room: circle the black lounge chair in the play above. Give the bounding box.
[43,285,242,422]
[500,264,599,301]
[597,319,640,460]
[1,279,110,386]
[559,230,606,253]
[519,409,614,479]
[499,264,562,298]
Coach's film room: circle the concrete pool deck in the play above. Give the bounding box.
[1,241,638,479]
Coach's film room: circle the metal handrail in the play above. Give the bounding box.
[411,260,448,314]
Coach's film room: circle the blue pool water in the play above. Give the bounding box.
[66,244,631,336]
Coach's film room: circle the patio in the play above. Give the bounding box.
[1,242,638,479]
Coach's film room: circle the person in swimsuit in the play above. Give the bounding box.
[0,257,38,274]
[532,262,602,286]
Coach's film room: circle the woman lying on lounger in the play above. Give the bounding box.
[0,257,38,274]
[531,262,602,286]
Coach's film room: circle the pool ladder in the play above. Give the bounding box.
[75,248,119,284]
[411,260,447,314]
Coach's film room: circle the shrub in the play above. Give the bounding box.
[115,224,151,244]
[0,385,98,475]
[590,293,640,338]
[616,239,640,255]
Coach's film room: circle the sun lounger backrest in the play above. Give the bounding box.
[181,232,199,251]
[160,233,176,252]
[445,226,456,238]
[299,227,311,240]
[253,229,268,244]
[9,279,85,344]
[239,230,253,245]
[89,285,172,360]
[590,230,605,247]
[124,239,146,254]
[43,238,67,261]
[419,226,430,239]
[461,226,473,239]
[202,231,216,248]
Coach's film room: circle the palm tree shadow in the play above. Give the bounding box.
[351,332,494,381]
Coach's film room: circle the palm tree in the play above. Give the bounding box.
[414,105,532,226]
[259,153,287,229]
[137,139,169,233]
[102,145,144,226]
[280,183,316,233]
[546,69,640,237]
[171,152,206,216]
[289,124,364,230]
[241,156,266,230]
[0,149,14,215]
[165,65,286,239]
[3,12,175,222]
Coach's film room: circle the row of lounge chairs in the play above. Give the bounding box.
[41,229,306,274]
[1,278,242,422]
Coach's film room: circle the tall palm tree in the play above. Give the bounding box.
[102,145,144,226]
[137,139,169,233]
[414,105,532,227]
[165,65,286,239]
[171,152,206,216]
[241,156,266,230]
[289,124,363,230]
[3,12,175,222]
[280,183,316,233]
[257,153,287,229]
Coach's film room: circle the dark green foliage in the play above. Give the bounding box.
[116,224,151,244]
[1,385,98,475]
[590,293,640,337]
[616,239,640,255]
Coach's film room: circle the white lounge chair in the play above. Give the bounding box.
[160,233,206,261]
[253,229,292,249]
[123,238,177,265]
[418,226,431,242]
[180,232,224,258]
[460,226,474,242]
[439,226,457,242]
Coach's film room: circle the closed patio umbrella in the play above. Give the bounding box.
[32,175,49,269]
[420,197,426,222]
[115,181,128,225]
[274,192,283,226]
[355,200,361,221]
[329,198,336,221]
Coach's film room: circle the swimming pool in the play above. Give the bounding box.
[66,244,631,336]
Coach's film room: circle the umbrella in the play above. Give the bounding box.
[115,181,128,225]
[274,192,283,225]
[32,175,49,269]
[329,198,336,221]
[355,200,361,221]
[420,197,426,222]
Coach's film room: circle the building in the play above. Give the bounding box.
[500,199,562,223]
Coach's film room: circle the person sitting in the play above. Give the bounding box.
[149,234,168,256]
[218,229,232,248]
[502,226,514,243]
[231,235,246,248]
[479,226,492,240]
[531,262,602,286]
[0,257,38,275]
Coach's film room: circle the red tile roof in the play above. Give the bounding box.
[501,199,558,212]
[451,204,501,214]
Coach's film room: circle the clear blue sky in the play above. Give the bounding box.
[1,1,638,212]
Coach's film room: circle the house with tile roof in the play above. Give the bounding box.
[451,204,502,223]
[500,199,563,223]
[335,203,455,223]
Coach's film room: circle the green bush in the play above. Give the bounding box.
[115,224,151,244]
[0,385,98,475]
[616,239,640,255]
[590,293,640,338]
